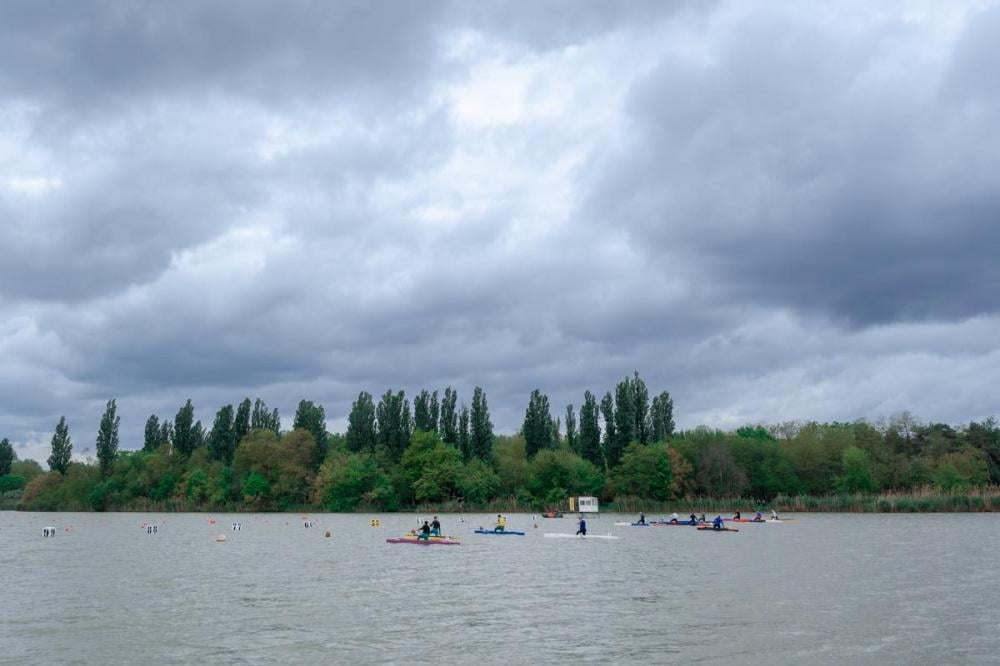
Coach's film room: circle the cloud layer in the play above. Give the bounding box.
[2,1,998,464]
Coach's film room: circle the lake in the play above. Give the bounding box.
[1,512,998,664]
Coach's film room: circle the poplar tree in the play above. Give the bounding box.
[458,404,470,461]
[158,420,173,449]
[614,375,636,448]
[143,415,161,452]
[293,400,328,469]
[233,398,252,445]
[651,391,675,442]
[346,391,376,453]
[251,398,280,434]
[414,390,434,432]
[522,389,553,457]
[579,391,603,467]
[0,438,13,476]
[631,371,651,444]
[48,416,72,474]
[95,399,120,476]
[439,387,458,445]
[173,400,197,456]
[208,404,236,464]
[375,390,411,461]
[600,392,619,467]
[470,387,494,461]
[429,390,440,433]
[565,404,577,453]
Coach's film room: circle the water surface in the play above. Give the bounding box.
[2,512,997,664]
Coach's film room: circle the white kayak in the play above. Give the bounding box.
[613,522,632,526]
[544,533,619,540]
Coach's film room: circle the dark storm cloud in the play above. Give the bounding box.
[587,3,1000,326]
[1,1,998,464]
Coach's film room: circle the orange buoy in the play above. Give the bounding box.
[325,531,331,538]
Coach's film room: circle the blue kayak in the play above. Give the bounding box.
[474,529,526,535]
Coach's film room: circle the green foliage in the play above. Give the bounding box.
[0,438,13,476]
[469,387,493,461]
[527,449,603,503]
[439,387,459,446]
[400,430,463,503]
[250,398,281,435]
[413,389,439,432]
[242,472,271,504]
[457,459,500,504]
[564,404,577,453]
[314,452,382,511]
[376,390,411,462]
[95,399,121,477]
[651,391,675,442]
[234,398,252,445]
[837,446,877,493]
[0,475,26,493]
[458,404,470,461]
[611,443,673,500]
[173,400,197,456]
[293,400,328,469]
[578,391,603,467]
[143,415,161,452]
[600,392,618,467]
[11,459,43,482]
[48,416,72,474]
[522,389,554,457]
[346,391,376,453]
[207,404,236,464]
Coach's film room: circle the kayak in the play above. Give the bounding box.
[474,529,526,535]
[724,519,768,523]
[386,536,461,545]
[544,533,619,540]
[697,526,739,533]
[650,521,701,527]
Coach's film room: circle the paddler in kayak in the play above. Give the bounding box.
[431,516,441,536]
[669,512,679,524]
[771,509,779,520]
[688,513,697,525]
[494,514,506,532]
[638,511,646,525]
[576,515,587,536]
[733,511,741,521]
[712,515,724,531]
[699,513,706,523]
[752,511,764,522]
[417,521,432,541]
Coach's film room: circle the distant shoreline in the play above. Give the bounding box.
[6,488,1000,513]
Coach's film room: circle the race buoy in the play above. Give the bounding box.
[369,519,380,527]
[43,527,56,537]
[216,534,226,542]
[146,525,158,534]
[232,522,242,531]
[324,531,331,538]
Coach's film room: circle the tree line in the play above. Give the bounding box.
[2,372,999,512]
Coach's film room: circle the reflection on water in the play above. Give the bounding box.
[2,512,998,664]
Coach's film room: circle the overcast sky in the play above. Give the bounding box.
[2,1,999,464]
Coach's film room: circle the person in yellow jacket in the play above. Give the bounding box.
[493,514,506,532]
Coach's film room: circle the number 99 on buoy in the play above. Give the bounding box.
[369,519,380,527]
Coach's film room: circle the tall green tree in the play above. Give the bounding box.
[439,387,458,445]
[565,404,578,454]
[429,390,440,433]
[95,399,120,477]
[375,390,411,462]
[346,391,377,453]
[579,391,603,467]
[631,371,651,444]
[614,375,637,449]
[0,438,13,476]
[251,398,280,435]
[293,400,328,469]
[612,443,673,500]
[413,389,440,432]
[234,398,252,444]
[158,420,173,450]
[207,404,236,464]
[651,391,675,442]
[48,416,72,474]
[600,392,619,467]
[173,400,197,456]
[470,387,494,461]
[458,404,471,461]
[143,415,161,452]
[522,389,554,457]
[837,446,877,493]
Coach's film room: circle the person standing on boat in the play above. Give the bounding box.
[494,514,506,532]
[576,515,587,536]
[771,509,779,520]
[637,511,646,525]
[417,521,431,540]
[713,515,724,531]
[431,516,441,536]
[688,513,697,525]
[699,513,707,523]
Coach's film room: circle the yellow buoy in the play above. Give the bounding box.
[369,519,380,527]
